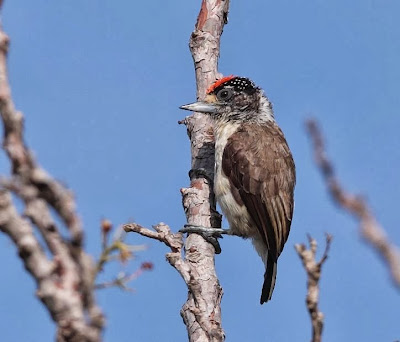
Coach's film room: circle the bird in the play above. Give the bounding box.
[179,75,296,304]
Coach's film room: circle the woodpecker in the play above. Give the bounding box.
[180,76,296,304]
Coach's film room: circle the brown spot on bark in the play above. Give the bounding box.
[207,126,214,138]
[191,179,203,190]
[188,246,197,253]
[190,206,200,215]
[196,0,208,30]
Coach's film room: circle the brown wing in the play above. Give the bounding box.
[222,122,296,260]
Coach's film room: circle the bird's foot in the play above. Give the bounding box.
[179,224,230,254]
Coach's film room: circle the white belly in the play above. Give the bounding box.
[213,121,272,266]
[213,122,258,238]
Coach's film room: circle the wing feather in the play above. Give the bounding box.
[222,123,296,260]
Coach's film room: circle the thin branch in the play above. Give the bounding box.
[94,241,120,277]
[295,234,332,342]
[124,223,183,251]
[306,119,400,288]
[101,218,113,250]
[124,223,190,283]
[93,223,149,289]
[95,262,153,291]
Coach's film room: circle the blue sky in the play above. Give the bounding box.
[0,1,399,341]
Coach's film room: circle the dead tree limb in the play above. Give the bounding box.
[0,3,104,341]
[306,119,400,288]
[295,234,332,342]
[124,223,189,283]
[124,1,229,341]
[178,1,230,340]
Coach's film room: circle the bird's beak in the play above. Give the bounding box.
[179,101,218,114]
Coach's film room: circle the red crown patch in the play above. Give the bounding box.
[206,75,236,94]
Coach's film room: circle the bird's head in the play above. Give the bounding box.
[180,76,274,123]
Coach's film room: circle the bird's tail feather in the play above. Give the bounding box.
[260,254,277,304]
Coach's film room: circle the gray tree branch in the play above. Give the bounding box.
[124,1,230,341]
[306,119,400,288]
[178,1,229,339]
[0,4,104,341]
[295,234,332,342]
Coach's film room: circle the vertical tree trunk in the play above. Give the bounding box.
[179,1,230,341]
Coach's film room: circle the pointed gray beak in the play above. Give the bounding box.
[179,101,218,114]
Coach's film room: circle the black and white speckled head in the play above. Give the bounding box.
[180,76,274,123]
[205,76,274,123]
[206,76,258,95]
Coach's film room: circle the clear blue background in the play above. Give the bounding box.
[0,1,399,341]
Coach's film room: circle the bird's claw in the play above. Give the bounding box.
[179,224,229,254]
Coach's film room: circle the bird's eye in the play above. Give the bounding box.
[216,88,233,101]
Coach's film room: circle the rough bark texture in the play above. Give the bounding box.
[295,235,332,342]
[0,5,104,341]
[180,1,230,341]
[124,1,230,341]
[306,119,400,289]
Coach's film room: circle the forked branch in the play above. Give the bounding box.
[295,234,332,342]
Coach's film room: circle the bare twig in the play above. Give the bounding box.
[95,262,153,291]
[93,223,149,291]
[94,240,121,277]
[124,223,190,282]
[295,234,332,342]
[0,4,104,340]
[306,119,400,288]
[101,219,113,250]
